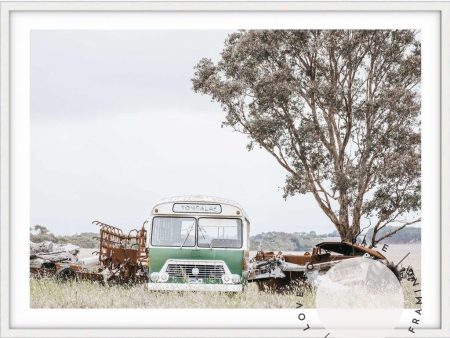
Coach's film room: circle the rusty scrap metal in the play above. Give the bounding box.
[95,220,148,264]
[30,221,149,284]
[90,220,148,283]
[248,241,397,292]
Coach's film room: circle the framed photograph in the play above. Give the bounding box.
[1,1,449,337]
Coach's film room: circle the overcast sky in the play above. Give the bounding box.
[31,30,334,235]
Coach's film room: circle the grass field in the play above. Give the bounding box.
[30,244,420,309]
[29,278,419,309]
[30,279,314,308]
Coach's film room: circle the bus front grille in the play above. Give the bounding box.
[165,263,226,279]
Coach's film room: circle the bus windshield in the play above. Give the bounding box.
[197,218,242,248]
[151,217,196,247]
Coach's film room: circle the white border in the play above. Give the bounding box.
[1,2,449,338]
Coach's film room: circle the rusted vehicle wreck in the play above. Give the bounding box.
[248,241,400,292]
[31,232,398,292]
[30,196,401,292]
[30,221,148,284]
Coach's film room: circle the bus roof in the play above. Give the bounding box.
[152,195,249,219]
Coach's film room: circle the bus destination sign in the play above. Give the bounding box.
[173,203,222,214]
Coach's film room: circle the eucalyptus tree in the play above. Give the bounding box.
[192,30,421,246]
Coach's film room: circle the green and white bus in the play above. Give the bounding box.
[147,196,250,292]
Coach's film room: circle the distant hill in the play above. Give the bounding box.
[250,227,421,251]
[30,225,99,248]
[249,231,340,251]
[31,224,420,251]
[363,226,421,244]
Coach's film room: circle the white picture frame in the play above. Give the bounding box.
[1,1,449,337]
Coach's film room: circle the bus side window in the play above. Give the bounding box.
[246,219,250,242]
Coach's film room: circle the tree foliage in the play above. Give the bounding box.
[192,30,421,245]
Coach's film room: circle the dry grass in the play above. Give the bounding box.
[30,278,418,309]
[30,278,315,308]
[31,244,420,309]
[401,280,421,308]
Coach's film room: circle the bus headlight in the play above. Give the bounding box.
[221,274,232,284]
[150,272,160,282]
[159,272,169,282]
[231,274,241,284]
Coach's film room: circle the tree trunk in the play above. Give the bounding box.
[336,225,359,243]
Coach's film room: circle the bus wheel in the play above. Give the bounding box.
[55,267,77,282]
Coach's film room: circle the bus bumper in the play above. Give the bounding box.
[147,282,242,292]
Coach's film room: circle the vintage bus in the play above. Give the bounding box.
[147,196,250,292]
